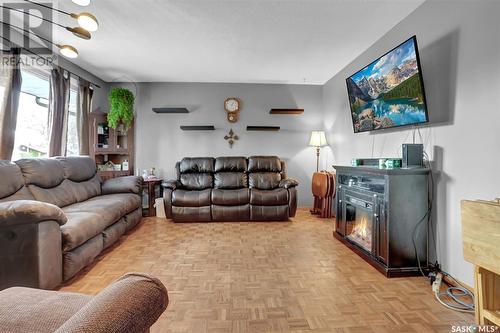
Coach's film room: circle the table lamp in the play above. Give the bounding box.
[309,131,327,172]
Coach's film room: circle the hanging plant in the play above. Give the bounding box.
[107,87,135,129]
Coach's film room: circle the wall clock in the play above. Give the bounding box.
[224,97,240,123]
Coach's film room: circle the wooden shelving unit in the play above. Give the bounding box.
[180,126,215,131]
[89,112,134,181]
[246,126,280,131]
[152,107,189,113]
[269,108,304,115]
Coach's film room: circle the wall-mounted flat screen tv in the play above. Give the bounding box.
[346,36,429,133]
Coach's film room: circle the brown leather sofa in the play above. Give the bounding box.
[0,156,143,290]
[162,156,298,222]
[0,273,168,333]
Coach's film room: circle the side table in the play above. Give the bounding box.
[143,178,163,217]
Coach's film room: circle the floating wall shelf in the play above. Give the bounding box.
[246,126,280,131]
[153,108,189,113]
[180,126,215,131]
[269,108,304,115]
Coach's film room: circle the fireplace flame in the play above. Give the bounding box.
[353,216,369,240]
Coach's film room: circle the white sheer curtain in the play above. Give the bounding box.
[0,48,22,160]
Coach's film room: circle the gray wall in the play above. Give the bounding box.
[126,82,325,206]
[322,0,500,285]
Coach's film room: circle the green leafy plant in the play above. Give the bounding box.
[107,87,135,129]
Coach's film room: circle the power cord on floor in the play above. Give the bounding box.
[432,272,475,313]
[413,149,475,313]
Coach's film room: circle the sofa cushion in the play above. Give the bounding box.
[62,193,140,251]
[214,172,247,189]
[28,180,78,208]
[180,174,213,190]
[248,173,281,190]
[211,188,249,206]
[0,161,25,199]
[250,188,289,206]
[55,156,97,182]
[214,157,247,172]
[61,211,106,252]
[179,157,214,173]
[16,158,65,188]
[66,175,102,203]
[172,189,211,207]
[248,156,281,173]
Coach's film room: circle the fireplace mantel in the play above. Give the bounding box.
[333,165,430,277]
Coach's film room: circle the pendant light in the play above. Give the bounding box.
[72,0,91,6]
[57,44,79,58]
[71,12,99,32]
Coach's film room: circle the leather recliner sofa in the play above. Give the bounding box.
[162,156,298,222]
[0,156,143,290]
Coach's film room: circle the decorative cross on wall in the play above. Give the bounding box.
[224,129,239,148]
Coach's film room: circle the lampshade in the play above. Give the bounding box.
[309,131,327,147]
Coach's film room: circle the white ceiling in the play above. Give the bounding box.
[51,0,424,84]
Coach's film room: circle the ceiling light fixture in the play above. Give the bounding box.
[71,12,99,32]
[22,0,99,31]
[57,44,78,58]
[66,26,91,40]
[71,0,91,6]
[0,5,92,40]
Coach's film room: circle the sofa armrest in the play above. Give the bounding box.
[102,176,143,195]
[161,179,181,190]
[279,178,299,189]
[0,200,67,227]
[54,273,168,333]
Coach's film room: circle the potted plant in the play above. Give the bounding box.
[107,87,135,130]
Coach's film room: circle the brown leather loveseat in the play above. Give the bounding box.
[162,156,298,222]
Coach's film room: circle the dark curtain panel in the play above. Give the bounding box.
[77,78,93,155]
[48,66,70,157]
[0,48,22,160]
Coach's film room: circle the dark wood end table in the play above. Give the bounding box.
[143,178,163,217]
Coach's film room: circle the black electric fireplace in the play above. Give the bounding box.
[334,165,430,277]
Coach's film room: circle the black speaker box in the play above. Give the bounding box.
[402,144,423,168]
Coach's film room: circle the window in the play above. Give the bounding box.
[11,69,50,160]
[66,79,79,156]
[12,69,80,160]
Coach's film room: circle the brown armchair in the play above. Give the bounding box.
[0,273,168,333]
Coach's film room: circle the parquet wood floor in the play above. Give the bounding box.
[59,209,473,333]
